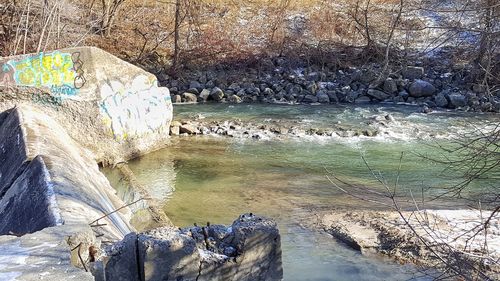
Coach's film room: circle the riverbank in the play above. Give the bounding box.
[165,54,500,114]
[316,209,500,280]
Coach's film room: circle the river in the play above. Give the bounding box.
[103,103,498,280]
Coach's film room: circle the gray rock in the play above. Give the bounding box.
[172,94,182,103]
[402,66,424,80]
[228,95,243,103]
[327,91,339,103]
[383,78,398,94]
[186,88,200,95]
[211,87,225,101]
[472,84,486,93]
[434,92,449,108]
[199,89,211,102]
[179,124,199,134]
[189,80,202,90]
[354,69,378,84]
[206,80,216,89]
[302,95,318,103]
[409,80,436,97]
[306,82,318,94]
[448,94,467,108]
[317,93,330,103]
[170,121,180,135]
[182,92,198,103]
[355,95,371,103]
[228,83,240,91]
[367,89,390,101]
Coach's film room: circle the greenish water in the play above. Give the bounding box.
[103,104,498,281]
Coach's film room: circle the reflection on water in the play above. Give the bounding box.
[102,104,497,280]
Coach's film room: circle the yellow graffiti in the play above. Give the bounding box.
[9,51,77,92]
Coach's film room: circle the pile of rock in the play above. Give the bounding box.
[169,119,381,139]
[163,60,500,113]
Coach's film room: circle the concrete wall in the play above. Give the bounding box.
[0,105,136,279]
[0,47,173,164]
[0,105,133,238]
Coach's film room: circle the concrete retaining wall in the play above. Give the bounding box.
[0,105,134,279]
[0,47,173,164]
[0,105,133,237]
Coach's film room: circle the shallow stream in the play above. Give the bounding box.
[103,104,498,280]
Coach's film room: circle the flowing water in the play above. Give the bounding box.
[103,104,498,281]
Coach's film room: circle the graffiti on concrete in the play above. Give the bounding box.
[99,75,172,140]
[31,94,63,107]
[0,51,86,97]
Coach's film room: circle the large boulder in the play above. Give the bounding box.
[199,89,211,102]
[367,89,390,101]
[402,66,424,80]
[383,78,398,94]
[302,94,318,103]
[211,87,225,101]
[409,80,436,97]
[228,95,243,103]
[448,93,467,108]
[317,93,330,103]
[434,92,449,108]
[182,92,198,103]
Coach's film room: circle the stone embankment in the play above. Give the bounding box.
[165,59,500,113]
[318,210,500,279]
[0,48,282,280]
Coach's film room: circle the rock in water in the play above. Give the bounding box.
[434,92,449,108]
[173,94,182,103]
[448,94,467,108]
[409,80,436,97]
[199,89,210,102]
[210,87,225,101]
[228,95,243,103]
[317,93,330,103]
[303,94,318,103]
[182,92,198,103]
[367,89,390,101]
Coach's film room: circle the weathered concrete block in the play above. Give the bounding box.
[0,47,173,164]
[226,214,283,281]
[0,105,133,240]
[138,227,201,281]
[0,156,62,235]
[103,215,283,281]
[105,232,140,281]
[0,224,95,281]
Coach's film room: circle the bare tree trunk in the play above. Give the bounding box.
[172,0,181,72]
[475,0,494,66]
